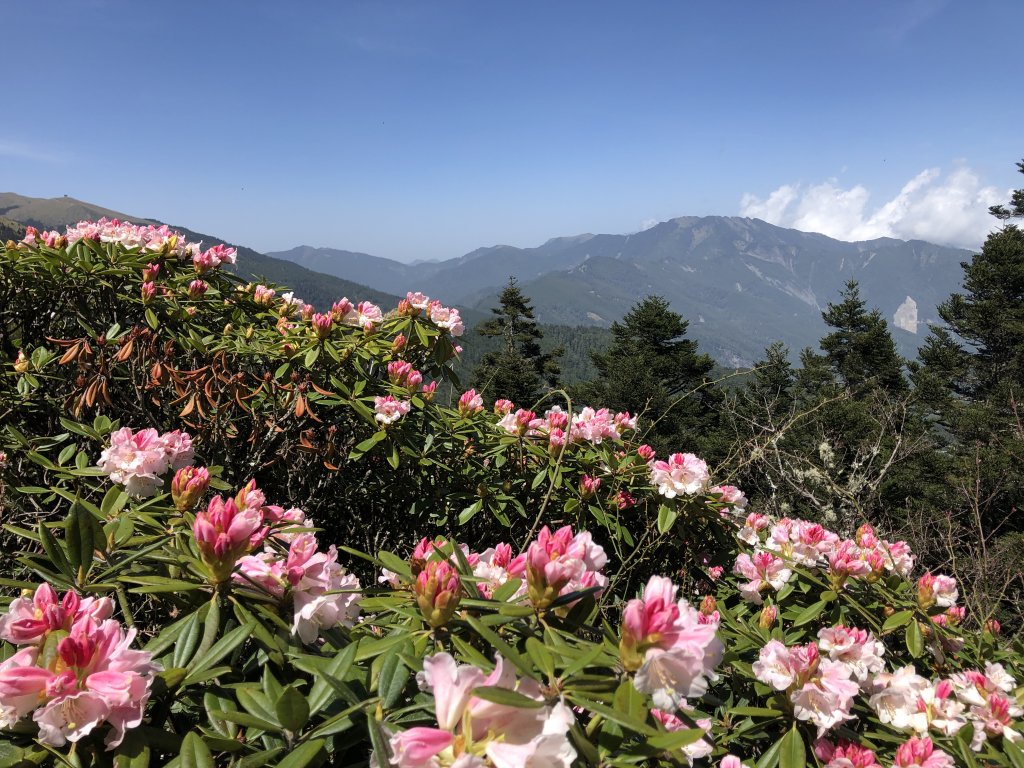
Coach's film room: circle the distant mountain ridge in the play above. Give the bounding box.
[269,216,973,366]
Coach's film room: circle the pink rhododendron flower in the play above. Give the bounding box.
[459,389,484,416]
[376,653,576,768]
[813,739,882,768]
[97,427,193,497]
[649,452,710,498]
[0,586,112,646]
[493,398,514,415]
[737,512,769,546]
[732,550,792,604]
[524,525,607,610]
[193,495,262,583]
[817,625,885,683]
[709,485,748,514]
[917,573,958,609]
[892,737,955,768]
[375,394,411,425]
[0,597,159,749]
[427,301,464,336]
[622,575,724,711]
[869,665,931,730]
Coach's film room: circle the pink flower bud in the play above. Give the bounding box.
[413,560,462,627]
[311,312,333,340]
[142,263,160,281]
[13,350,29,374]
[580,474,601,498]
[253,284,276,305]
[187,279,208,298]
[192,495,263,583]
[421,380,437,402]
[458,389,484,417]
[141,281,156,303]
[758,604,777,628]
[171,466,210,511]
[391,333,407,352]
[637,444,656,461]
[493,399,514,415]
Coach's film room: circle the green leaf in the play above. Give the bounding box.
[38,521,73,580]
[647,729,705,750]
[304,346,321,367]
[657,504,678,534]
[375,651,410,708]
[145,308,159,329]
[367,717,395,768]
[472,685,545,709]
[525,636,555,680]
[791,600,827,628]
[882,609,914,632]
[308,642,359,715]
[727,705,784,718]
[113,731,152,768]
[100,486,129,518]
[1004,737,1024,768]
[458,500,483,524]
[275,739,327,768]
[179,732,213,768]
[183,621,255,684]
[905,620,924,658]
[778,725,806,768]
[276,685,311,733]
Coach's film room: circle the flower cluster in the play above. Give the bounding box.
[619,575,724,711]
[734,517,918,600]
[97,427,194,497]
[375,653,575,768]
[229,491,362,642]
[0,586,158,749]
[649,452,710,498]
[492,404,637,452]
[868,661,1021,751]
[375,394,412,425]
[23,218,236,273]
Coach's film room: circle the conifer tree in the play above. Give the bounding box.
[576,296,721,457]
[471,277,561,405]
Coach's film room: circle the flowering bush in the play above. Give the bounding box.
[0,223,1022,766]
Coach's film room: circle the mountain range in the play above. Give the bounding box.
[1,192,973,367]
[269,217,973,366]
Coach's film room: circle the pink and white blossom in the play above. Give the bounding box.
[650,452,710,498]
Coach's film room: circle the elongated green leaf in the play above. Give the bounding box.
[183,621,254,684]
[905,620,924,658]
[276,685,311,732]
[779,725,806,768]
[657,505,678,534]
[38,521,73,579]
[375,651,410,708]
[525,637,555,680]
[1004,737,1024,768]
[882,609,914,632]
[276,740,327,768]
[473,685,545,709]
[308,642,359,715]
[179,732,213,768]
[791,600,827,628]
[647,729,705,750]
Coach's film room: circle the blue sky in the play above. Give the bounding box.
[3,0,1021,261]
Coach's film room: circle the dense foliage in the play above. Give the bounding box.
[0,165,1021,768]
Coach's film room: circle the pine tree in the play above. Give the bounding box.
[818,280,906,393]
[471,277,561,405]
[576,296,721,457]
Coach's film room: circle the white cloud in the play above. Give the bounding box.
[739,164,1004,249]
[639,217,659,231]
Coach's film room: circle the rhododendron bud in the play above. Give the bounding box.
[413,561,462,627]
[391,333,407,353]
[637,444,656,461]
[421,380,437,401]
[311,312,333,340]
[580,474,601,498]
[493,398,514,415]
[985,618,1001,634]
[458,389,484,416]
[253,284,276,305]
[893,737,955,768]
[141,281,156,303]
[700,595,717,616]
[187,279,208,298]
[396,298,413,315]
[617,490,636,510]
[170,466,210,511]
[193,496,263,583]
[141,263,160,281]
[814,739,882,768]
[332,297,353,318]
[708,565,724,580]
[758,604,777,628]
[13,349,29,373]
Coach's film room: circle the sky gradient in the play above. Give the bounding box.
[3,0,1021,261]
